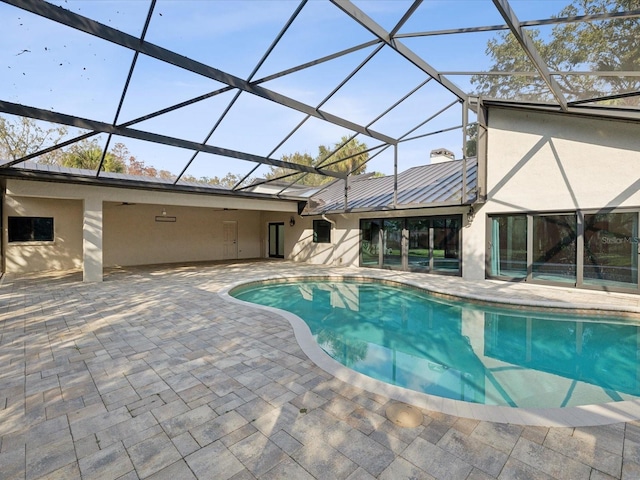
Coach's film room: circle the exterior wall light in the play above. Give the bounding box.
[289,216,296,227]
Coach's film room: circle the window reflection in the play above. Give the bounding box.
[584,213,638,288]
[532,215,577,283]
[408,218,430,271]
[360,216,461,275]
[361,219,381,266]
[490,215,527,278]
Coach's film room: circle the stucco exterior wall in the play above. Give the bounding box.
[3,179,298,275]
[3,196,83,273]
[103,204,262,267]
[462,106,640,281]
[486,108,640,212]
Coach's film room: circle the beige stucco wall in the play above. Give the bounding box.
[104,203,262,267]
[486,108,640,212]
[3,196,83,273]
[3,179,298,275]
[462,106,640,281]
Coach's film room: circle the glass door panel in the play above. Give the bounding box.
[490,215,527,278]
[408,217,431,271]
[360,219,381,266]
[268,223,284,258]
[583,212,638,289]
[382,219,404,269]
[532,214,577,283]
[433,217,460,272]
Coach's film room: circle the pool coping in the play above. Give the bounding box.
[220,274,640,428]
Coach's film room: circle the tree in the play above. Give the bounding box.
[0,115,67,164]
[60,139,126,173]
[472,0,640,104]
[465,123,478,158]
[264,152,317,185]
[317,136,369,176]
[264,136,370,187]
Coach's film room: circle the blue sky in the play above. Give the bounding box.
[1,0,572,181]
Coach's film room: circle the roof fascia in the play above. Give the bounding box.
[302,199,474,216]
[482,99,640,123]
[0,168,308,202]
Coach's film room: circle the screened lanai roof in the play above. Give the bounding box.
[0,0,639,207]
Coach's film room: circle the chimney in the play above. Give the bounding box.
[430,148,456,164]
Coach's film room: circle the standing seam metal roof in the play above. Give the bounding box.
[303,158,477,215]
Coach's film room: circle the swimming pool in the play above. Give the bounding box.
[231,278,640,409]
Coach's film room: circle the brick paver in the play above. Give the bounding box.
[1,260,639,479]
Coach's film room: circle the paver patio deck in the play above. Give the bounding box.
[2,260,640,479]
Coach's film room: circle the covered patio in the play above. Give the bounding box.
[1,261,639,479]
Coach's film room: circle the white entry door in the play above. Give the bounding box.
[222,221,238,260]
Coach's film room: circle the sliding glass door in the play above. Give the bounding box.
[268,223,284,258]
[532,214,577,284]
[407,218,430,272]
[489,210,639,292]
[382,219,404,269]
[361,219,381,266]
[583,212,638,289]
[361,215,461,276]
[490,215,527,278]
[433,217,461,272]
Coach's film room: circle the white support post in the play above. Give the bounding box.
[83,197,103,282]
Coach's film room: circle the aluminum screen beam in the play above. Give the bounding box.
[6,0,396,146]
[97,0,157,177]
[397,9,640,38]
[492,0,568,111]
[175,0,309,183]
[0,101,346,178]
[330,0,468,101]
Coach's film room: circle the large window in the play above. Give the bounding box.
[313,219,331,243]
[490,215,527,278]
[8,216,54,242]
[532,214,577,284]
[489,211,639,292]
[361,215,461,275]
[584,212,638,288]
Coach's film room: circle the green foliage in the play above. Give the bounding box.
[185,172,250,188]
[0,116,67,164]
[465,123,478,158]
[472,0,640,104]
[317,136,369,176]
[60,139,126,173]
[265,135,370,186]
[1,115,370,188]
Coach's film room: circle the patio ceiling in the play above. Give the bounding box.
[1,0,639,200]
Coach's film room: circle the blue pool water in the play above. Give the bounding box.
[231,279,640,408]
